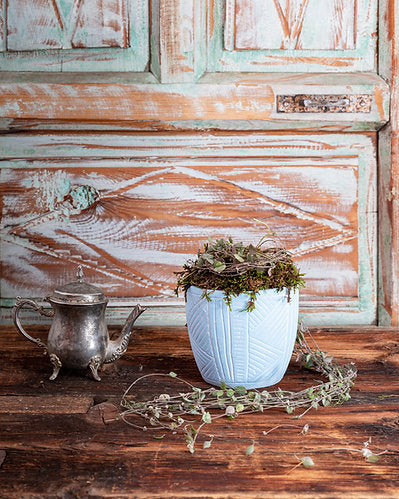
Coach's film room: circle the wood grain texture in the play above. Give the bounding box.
[378,0,399,327]
[0,325,398,497]
[0,0,5,52]
[152,0,194,82]
[210,0,377,72]
[234,0,356,50]
[7,0,129,51]
[0,72,389,127]
[390,0,399,328]
[0,0,148,71]
[151,0,206,83]
[0,133,377,325]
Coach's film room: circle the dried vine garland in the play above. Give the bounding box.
[120,324,357,453]
[174,235,305,311]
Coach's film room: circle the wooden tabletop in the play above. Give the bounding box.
[0,324,398,498]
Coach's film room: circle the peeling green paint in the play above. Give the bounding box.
[22,170,71,211]
[68,184,100,212]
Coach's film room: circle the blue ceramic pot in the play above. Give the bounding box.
[185,286,299,389]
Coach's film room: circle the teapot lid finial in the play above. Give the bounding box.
[76,265,84,282]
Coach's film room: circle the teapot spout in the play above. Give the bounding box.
[105,304,145,364]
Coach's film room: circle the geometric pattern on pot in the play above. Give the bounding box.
[186,286,299,388]
[185,294,216,383]
[247,289,299,386]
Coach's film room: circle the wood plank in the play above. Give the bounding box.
[151,0,205,83]
[378,0,399,327]
[0,72,389,127]
[0,325,398,497]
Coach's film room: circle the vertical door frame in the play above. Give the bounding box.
[378,0,399,326]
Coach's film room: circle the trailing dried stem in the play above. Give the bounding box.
[120,324,357,453]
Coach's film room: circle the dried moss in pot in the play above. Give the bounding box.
[175,236,305,311]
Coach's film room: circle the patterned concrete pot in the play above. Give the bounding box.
[185,285,299,389]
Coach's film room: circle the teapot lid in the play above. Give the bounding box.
[51,266,107,304]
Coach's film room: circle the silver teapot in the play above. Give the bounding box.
[13,266,145,381]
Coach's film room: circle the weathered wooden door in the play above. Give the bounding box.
[0,0,398,327]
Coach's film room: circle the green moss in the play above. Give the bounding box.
[175,236,305,311]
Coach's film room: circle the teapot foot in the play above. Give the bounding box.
[49,354,62,380]
[88,355,102,382]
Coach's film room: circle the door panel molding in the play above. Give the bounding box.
[0,72,389,130]
[209,0,377,73]
[0,132,377,326]
[0,0,148,72]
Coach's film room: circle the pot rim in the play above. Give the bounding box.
[187,285,297,298]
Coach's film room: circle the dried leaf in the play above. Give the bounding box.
[202,411,212,424]
[300,456,315,468]
[366,454,380,463]
[246,442,255,457]
[235,403,245,412]
[225,406,235,416]
[234,253,245,262]
[213,261,226,273]
[235,385,247,395]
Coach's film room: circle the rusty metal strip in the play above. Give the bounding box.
[277,94,372,113]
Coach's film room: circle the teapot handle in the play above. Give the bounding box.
[13,297,54,351]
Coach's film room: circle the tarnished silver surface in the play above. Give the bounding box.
[13,266,146,381]
[49,353,62,381]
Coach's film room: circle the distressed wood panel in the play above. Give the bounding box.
[378,0,399,327]
[233,0,356,51]
[7,0,129,51]
[0,0,148,71]
[209,0,377,72]
[0,0,5,52]
[151,0,207,83]
[0,72,389,128]
[0,133,376,325]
